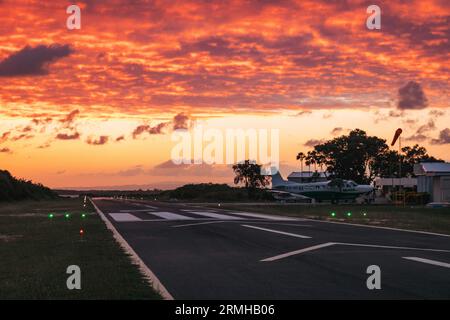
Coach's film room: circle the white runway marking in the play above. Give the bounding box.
[143,205,157,209]
[148,211,194,220]
[242,224,311,239]
[187,211,244,220]
[173,221,228,228]
[247,222,312,227]
[91,200,173,300]
[306,218,450,238]
[262,241,450,262]
[229,212,299,221]
[403,257,450,269]
[120,209,153,212]
[262,243,336,262]
[109,213,142,222]
[335,242,450,253]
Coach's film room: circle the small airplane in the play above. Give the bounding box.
[270,171,374,203]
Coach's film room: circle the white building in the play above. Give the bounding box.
[414,162,450,202]
[373,177,417,191]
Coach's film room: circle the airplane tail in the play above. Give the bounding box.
[271,171,287,187]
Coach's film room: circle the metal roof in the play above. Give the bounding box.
[413,162,450,176]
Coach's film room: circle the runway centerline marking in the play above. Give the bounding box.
[228,212,299,221]
[242,224,311,239]
[173,221,228,228]
[335,242,450,253]
[109,213,142,222]
[147,211,194,220]
[403,257,450,269]
[262,242,450,262]
[141,205,157,209]
[247,222,312,227]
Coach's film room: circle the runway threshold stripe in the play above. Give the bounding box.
[403,257,450,269]
[147,211,194,220]
[109,213,142,222]
[261,243,336,262]
[242,225,311,239]
[187,211,244,220]
[120,209,153,212]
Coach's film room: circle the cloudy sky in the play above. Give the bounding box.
[0,0,449,189]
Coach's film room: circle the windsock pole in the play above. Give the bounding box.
[391,128,403,178]
[398,135,401,179]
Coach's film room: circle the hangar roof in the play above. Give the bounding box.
[414,162,450,176]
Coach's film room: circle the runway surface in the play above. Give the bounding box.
[92,198,450,299]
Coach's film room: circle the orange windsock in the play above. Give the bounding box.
[391,128,402,146]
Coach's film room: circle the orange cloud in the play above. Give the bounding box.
[56,132,80,140]
[0,0,447,119]
[86,135,109,145]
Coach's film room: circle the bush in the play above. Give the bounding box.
[0,170,57,201]
[159,183,274,202]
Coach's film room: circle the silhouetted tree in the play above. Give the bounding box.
[232,160,270,189]
[305,150,318,172]
[401,144,443,176]
[312,129,388,183]
[297,130,443,183]
[0,170,57,201]
[296,152,306,172]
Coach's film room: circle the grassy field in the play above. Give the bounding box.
[214,204,450,235]
[0,198,161,299]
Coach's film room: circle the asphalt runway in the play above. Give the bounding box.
[92,198,450,299]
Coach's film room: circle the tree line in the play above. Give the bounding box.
[0,169,57,201]
[232,129,443,188]
[296,129,442,184]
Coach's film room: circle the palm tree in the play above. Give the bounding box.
[306,150,317,172]
[315,153,326,175]
[296,152,305,172]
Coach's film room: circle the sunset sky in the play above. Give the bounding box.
[0,0,449,189]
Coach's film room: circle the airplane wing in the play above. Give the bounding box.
[268,190,312,200]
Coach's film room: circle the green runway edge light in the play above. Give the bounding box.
[363,212,367,217]
[81,213,86,218]
[330,212,336,217]
[48,213,54,219]
[346,212,352,217]
[65,213,70,219]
